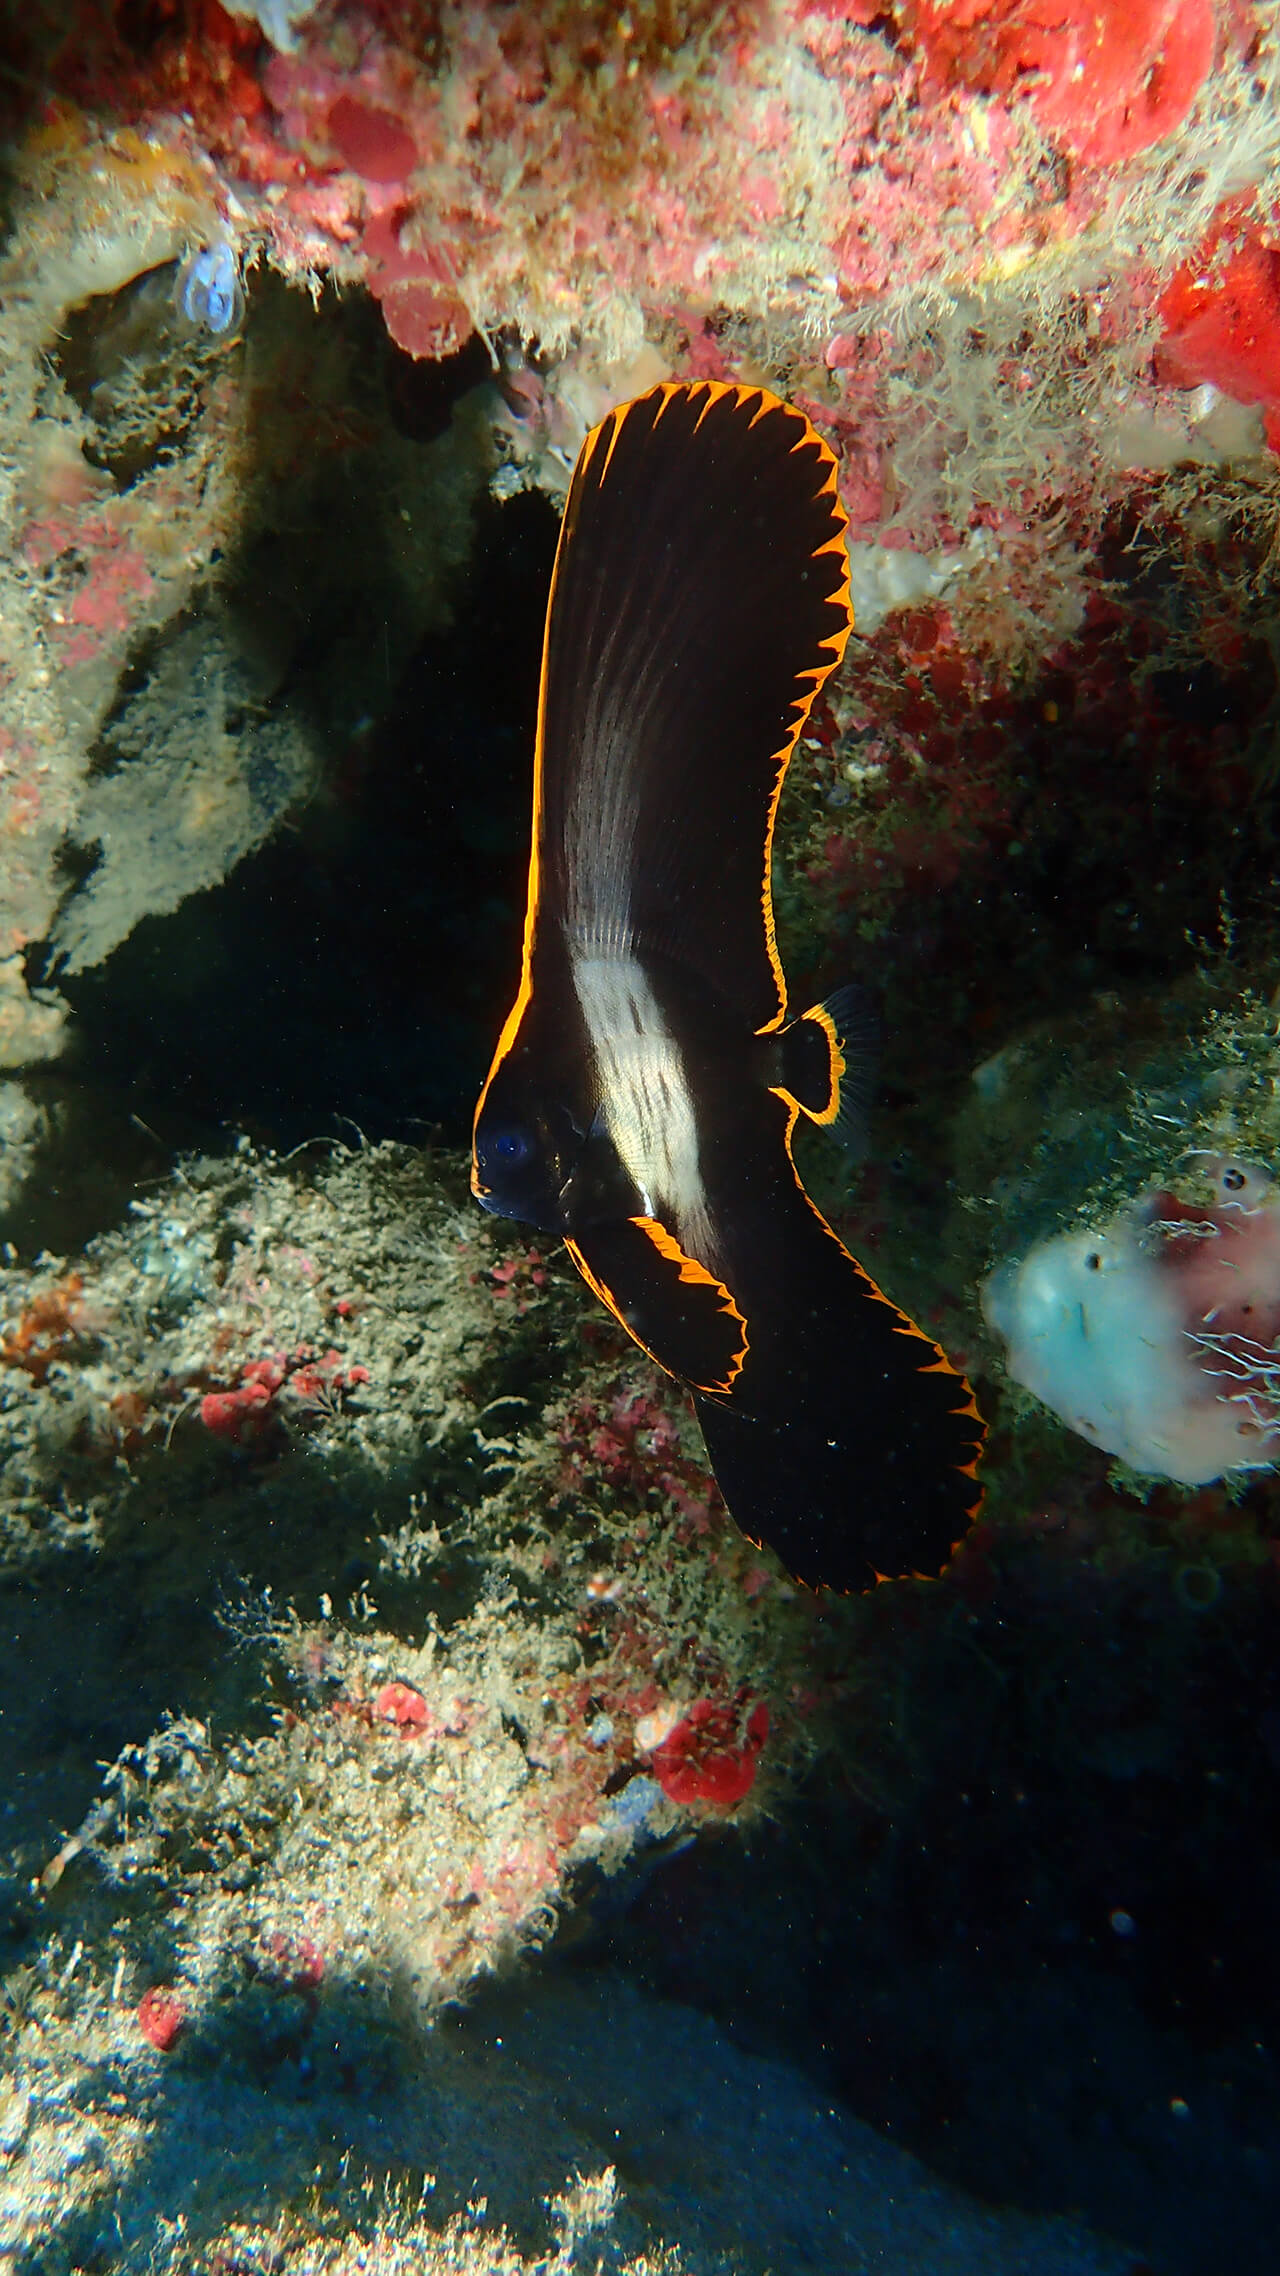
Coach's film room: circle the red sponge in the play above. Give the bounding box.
[1158,198,1280,443]
[908,0,1216,166]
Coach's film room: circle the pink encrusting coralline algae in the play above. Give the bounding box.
[11,1,1271,374]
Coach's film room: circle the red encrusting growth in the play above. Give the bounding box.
[327,93,419,183]
[481,1245,549,1308]
[198,1353,285,1441]
[0,1276,92,1385]
[1158,199,1280,448]
[373,1681,433,1735]
[136,1985,186,2049]
[556,1382,725,1536]
[649,1696,770,1807]
[198,1348,370,1443]
[905,0,1216,166]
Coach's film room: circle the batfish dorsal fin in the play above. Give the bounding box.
[534,380,852,1028]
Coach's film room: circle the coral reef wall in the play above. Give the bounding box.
[2,0,1279,1068]
[5,9,1280,2271]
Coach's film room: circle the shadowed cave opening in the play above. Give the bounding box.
[57,481,555,1153]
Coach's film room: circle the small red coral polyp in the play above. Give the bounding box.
[373,1681,431,1735]
[1158,202,1280,442]
[137,1985,186,2050]
[198,1359,282,1442]
[908,0,1215,166]
[650,1699,769,1807]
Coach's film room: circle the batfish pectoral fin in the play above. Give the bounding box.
[566,1216,749,1396]
[774,983,881,1159]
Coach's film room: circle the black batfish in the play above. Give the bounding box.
[472,379,984,1591]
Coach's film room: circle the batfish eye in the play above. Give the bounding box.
[488,1126,534,1169]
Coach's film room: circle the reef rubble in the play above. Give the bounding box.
[0,1136,1129,2273]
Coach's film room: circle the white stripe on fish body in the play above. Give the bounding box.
[571,945,716,1262]
[560,669,643,956]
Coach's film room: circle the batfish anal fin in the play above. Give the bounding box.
[694,1376,983,1598]
[566,1215,749,1396]
[689,1114,984,1594]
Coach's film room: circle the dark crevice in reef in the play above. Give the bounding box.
[52,261,226,491]
[16,269,556,1258]
[35,503,553,1215]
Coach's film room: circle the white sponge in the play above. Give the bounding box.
[982,1160,1280,1484]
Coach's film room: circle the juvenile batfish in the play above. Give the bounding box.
[472,379,983,1591]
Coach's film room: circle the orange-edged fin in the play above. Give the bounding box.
[684,1084,983,1594]
[536,381,852,1028]
[775,983,881,1159]
[695,1266,984,1595]
[567,1216,748,1396]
